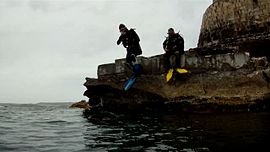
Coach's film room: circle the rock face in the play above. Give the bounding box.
[83,1,270,113]
[84,49,270,113]
[198,0,270,57]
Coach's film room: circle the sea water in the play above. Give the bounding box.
[0,102,269,152]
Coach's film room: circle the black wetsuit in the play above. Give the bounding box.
[163,33,184,71]
[117,29,142,66]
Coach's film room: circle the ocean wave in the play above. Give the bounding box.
[46,120,68,124]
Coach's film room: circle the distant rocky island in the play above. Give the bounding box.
[82,0,270,113]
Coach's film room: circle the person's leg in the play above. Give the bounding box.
[128,47,138,62]
[126,51,134,68]
[175,51,181,68]
[130,53,136,63]
[164,52,172,72]
[180,53,185,68]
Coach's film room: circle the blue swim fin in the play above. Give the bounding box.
[124,75,137,91]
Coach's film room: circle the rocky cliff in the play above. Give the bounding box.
[83,48,270,113]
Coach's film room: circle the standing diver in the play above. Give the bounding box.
[117,24,142,68]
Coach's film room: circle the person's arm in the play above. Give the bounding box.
[117,35,122,45]
[163,39,168,52]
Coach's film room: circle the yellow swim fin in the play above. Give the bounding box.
[176,68,188,74]
[166,69,174,82]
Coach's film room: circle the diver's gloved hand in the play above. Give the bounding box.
[117,39,121,45]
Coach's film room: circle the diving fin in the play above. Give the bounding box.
[166,69,174,82]
[176,68,188,74]
[124,75,137,91]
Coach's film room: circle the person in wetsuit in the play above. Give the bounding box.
[163,28,184,72]
[117,24,142,68]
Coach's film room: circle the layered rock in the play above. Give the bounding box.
[198,0,270,57]
[84,49,270,113]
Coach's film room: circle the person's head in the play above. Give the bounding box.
[167,28,175,37]
[119,24,127,35]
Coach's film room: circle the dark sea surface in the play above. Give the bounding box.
[0,102,270,152]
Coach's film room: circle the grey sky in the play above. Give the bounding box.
[0,0,211,103]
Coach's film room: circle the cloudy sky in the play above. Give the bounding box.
[0,0,211,103]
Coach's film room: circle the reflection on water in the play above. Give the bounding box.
[0,103,270,152]
[83,113,270,152]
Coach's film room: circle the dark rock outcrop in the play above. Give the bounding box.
[83,78,165,113]
[69,100,91,110]
[83,51,270,113]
